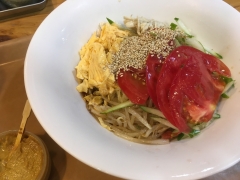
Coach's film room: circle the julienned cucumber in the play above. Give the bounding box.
[174,18,193,37]
[220,79,235,98]
[174,17,223,59]
[222,80,235,94]
[140,106,166,118]
[101,100,134,114]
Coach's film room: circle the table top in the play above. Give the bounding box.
[0,0,240,180]
[0,0,239,41]
[0,0,240,42]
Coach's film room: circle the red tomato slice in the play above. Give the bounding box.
[146,54,163,108]
[161,129,181,140]
[169,56,222,128]
[156,46,231,133]
[117,68,149,105]
[156,47,191,132]
[202,53,231,78]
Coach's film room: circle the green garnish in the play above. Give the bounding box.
[188,129,200,138]
[101,100,134,114]
[177,133,185,141]
[106,17,114,25]
[175,36,186,45]
[213,113,221,119]
[221,93,229,99]
[216,53,223,59]
[212,72,233,84]
[220,75,233,84]
[170,23,177,30]
[174,17,194,38]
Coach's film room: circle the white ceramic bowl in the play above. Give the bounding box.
[24,0,240,179]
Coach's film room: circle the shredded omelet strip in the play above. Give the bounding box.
[75,23,129,105]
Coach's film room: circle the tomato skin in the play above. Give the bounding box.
[202,53,231,78]
[161,129,181,140]
[169,56,221,128]
[156,46,231,133]
[117,69,149,105]
[146,54,163,108]
[156,47,191,132]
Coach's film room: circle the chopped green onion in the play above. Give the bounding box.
[170,23,177,30]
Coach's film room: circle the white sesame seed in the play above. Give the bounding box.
[109,26,185,76]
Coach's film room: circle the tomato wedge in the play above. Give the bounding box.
[117,68,149,105]
[156,46,231,133]
[146,54,163,108]
[169,56,221,128]
[156,47,191,132]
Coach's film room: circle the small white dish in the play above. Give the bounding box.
[24,0,240,179]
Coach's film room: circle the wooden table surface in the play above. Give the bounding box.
[0,0,239,41]
[0,0,240,180]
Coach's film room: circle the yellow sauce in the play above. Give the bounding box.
[0,133,43,180]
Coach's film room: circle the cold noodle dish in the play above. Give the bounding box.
[75,16,234,144]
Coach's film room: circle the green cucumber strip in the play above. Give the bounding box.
[106,17,114,24]
[221,75,233,84]
[151,117,178,130]
[175,36,185,45]
[192,112,220,131]
[185,38,205,52]
[212,113,221,120]
[186,37,223,59]
[177,129,200,140]
[174,38,181,47]
[212,72,233,85]
[188,129,200,138]
[101,100,134,114]
[173,17,223,59]
[202,47,223,59]
[174,17,193,38]
[222,80,235,94]
[140,106,166,118]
